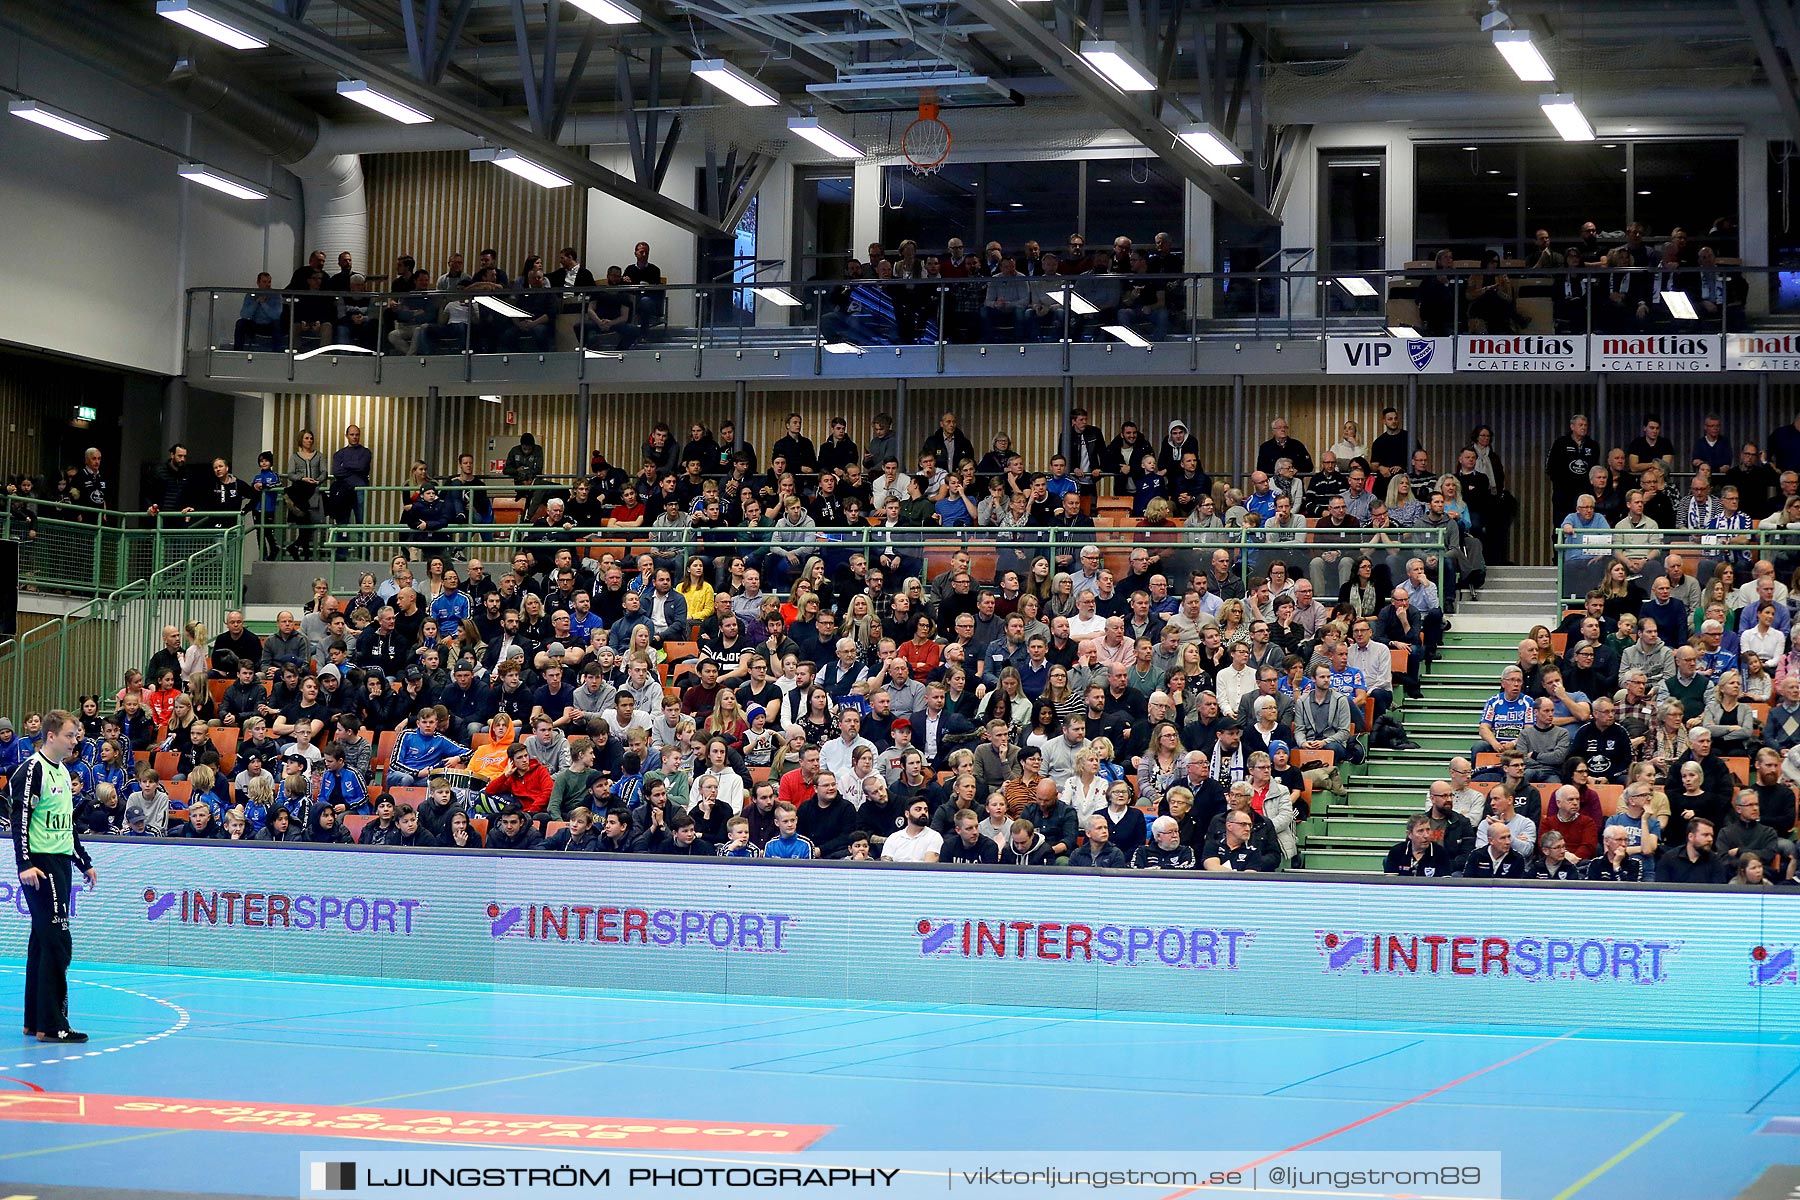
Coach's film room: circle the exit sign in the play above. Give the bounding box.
[73,405,97,422]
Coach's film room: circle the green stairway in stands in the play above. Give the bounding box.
[1300,630,1519,873]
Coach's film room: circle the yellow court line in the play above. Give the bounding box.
[1551,1111,1683,1200]
[0,1129,176,1162]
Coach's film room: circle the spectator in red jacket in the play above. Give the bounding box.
[1539,784,1600,861]
[485,742,553,815]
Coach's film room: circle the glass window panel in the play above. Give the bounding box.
[1414,143,1520,260]
[879,164,979,255]
[1634,140,1738,256]
[1083,157,1183,252]
[979,161,1079,256]
[1521,142,1626,249]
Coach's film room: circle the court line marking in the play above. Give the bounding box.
[70,964,1800,1048]
[1549,1111,1683,1200]
[1747,1059,1800,1114]
[1156,1028,1582,1198]
[1262,1039,1424,1096]
[0,975,188,1072]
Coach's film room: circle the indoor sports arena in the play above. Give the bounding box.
[1,1,1799,1197]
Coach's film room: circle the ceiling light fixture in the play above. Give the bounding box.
[480,394,503,404]
[470,147,571,188]
[1176,123,1243,166]
[473,295,531,319]
[1078,40,1157,92]
[177,162,267,200]
[823,341,865,355]
[786,116,864,158]
[1334,276,1378,298]
[751,286,802,307]
[1660,291,1697,321]
[1048,290,1100,315]
[7,100,109,141]
[566,0,640,23]
[1492,29,1554,81]
[336,81,431,124]
[155,0,267,49]
[292,344,377,361]
[691,59,780,107]
[1388,325,1421,338]
[1540,92,1594,141]
[1102,324,1151,348]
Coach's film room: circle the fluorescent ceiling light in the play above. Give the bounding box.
[583,350,625,359]
[1334,276,1378,298]
[1492,29,1553,82]
[292,344,377,361]
[336,81,431,124]
[1387,325,1421,338]
[1540,93,1594,141]
[1048,290,1100,315]
[1176,123,1242,166]
[178,163,267,200]
[690,59,780,107]
[479,394,503,404]
[1661,291,1698,321]
[1101,324,1151,348]
[786,116,865,159]
[751,286,802,307]
[1078,40,1156,92]
[8,100,109,141]
[823,341,864,354]
[156,0,267,49]
[470,147,571,188]
[473,295,531,319]
[566,0,640,23]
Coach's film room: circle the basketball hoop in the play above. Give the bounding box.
[902,101,951,175]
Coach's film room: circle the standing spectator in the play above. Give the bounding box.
[1368,408,1416,485]
[623,242,663,330]
[1546,414,1600,527]
[330,424,373,551]
[287,429,327,561]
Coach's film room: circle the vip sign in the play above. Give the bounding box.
[1457,335,1588,372]
[1588,333,1722,372]
[1726,333,1800,372]
[1325,337,1455,374]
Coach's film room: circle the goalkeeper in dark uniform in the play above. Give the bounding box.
[10,709,97,1044]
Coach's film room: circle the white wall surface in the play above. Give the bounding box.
[1,35,302,376]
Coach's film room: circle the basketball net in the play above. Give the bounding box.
[902,99,951,176]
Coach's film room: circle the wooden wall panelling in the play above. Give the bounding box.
[1077,383,1234,484]
[272,393,428,526]
[362,151,586,288]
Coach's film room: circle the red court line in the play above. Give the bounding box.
[1158,1031,1575,1198]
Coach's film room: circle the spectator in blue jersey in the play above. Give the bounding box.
[428,568,471,640]
[1473,666,1531,764]
[316,742,370,815]
[0,719,26,777]
[384,708,468,788]
[763,801,816,860]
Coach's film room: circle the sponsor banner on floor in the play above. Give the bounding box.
[1326,336,1455,374]
[0,1091,831,1149]
[1725,333,1800,371]
[1457,335,1588,372]
[1588,333,1722,372]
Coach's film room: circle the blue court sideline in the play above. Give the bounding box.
[0,962,1792,1199]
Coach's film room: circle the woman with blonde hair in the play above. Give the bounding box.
[844,593,878,651]
[1216,598,1246,641]
[706,690,748,741]
[1061,747,1110,824]
[1137,721,1186,809]
[678,557,716,624]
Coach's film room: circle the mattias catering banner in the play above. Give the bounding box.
[9,842,1799,1034]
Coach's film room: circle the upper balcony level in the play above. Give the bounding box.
[186,264,1790,395]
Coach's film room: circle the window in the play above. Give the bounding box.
[1084,158,1183,248]
[879,164,980,254]
[1414,138,1739,261]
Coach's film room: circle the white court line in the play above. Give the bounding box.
[0,971,189,1072]
[41,963,1800,1052]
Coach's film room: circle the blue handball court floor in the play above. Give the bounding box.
[0,961,1795,1200]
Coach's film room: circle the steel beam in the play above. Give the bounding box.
[960,0,1278,226]
[204,0,726,234]
[1738,0,1800,142]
